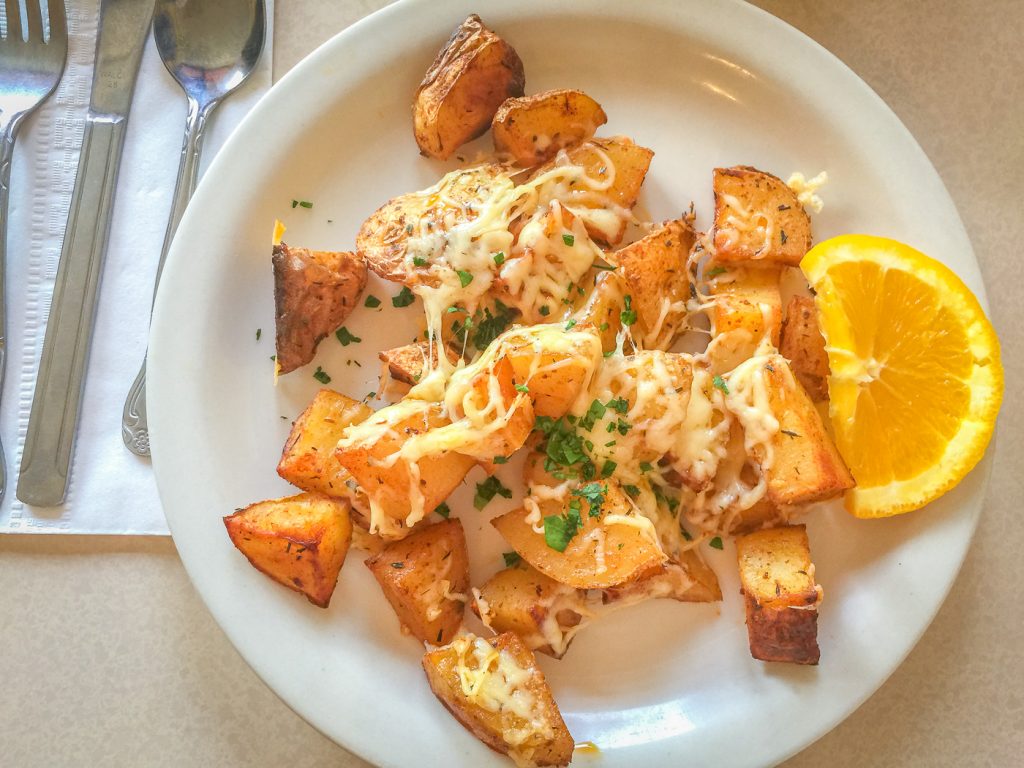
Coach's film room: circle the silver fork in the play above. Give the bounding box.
[0,0,68,503]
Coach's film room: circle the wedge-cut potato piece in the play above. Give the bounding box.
[614,218,695,350]
[365,519,469,645]
[706,265,782,372]
[473,564,591,658]
[334,399,477,538]
[272,243,367,374]
[223,492,352,608]
[493,480,666,589]
[492,88,607,166]
[422,632,574,767]
[780,294,829,401]
[501,325,602,418]
[529,136,654,246]
[414,14,525,159]
[761,357,854,506]
[736,524,821,664]
[451,355,535,460]
[357,163,508,285]
[602,549,722,604]
[379,340,460,386]
[571,270,624,352]
[711,166,811,265]
[277,389,373,498]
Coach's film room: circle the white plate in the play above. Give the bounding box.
[148,1,992,766]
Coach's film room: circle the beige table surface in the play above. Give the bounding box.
[2,1,1021,766]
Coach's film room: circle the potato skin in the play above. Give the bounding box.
[378,340,460,387]
[736,524,821,664]
[365,519,469,645]
[273,243,367,374]
[422,632,574,767]
[780,294,830,401]
[277,389,372,499]
[493,89,607,165]
[414,15,525,159]
[712,166,811,266]
[223,492,353,608]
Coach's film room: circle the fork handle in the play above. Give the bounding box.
[0,128,15,503]
[17,117,127,506]
[122,96,212,457]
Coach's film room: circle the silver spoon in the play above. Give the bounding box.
[122,0,265,456]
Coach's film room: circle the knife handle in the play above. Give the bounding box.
[17,118,127,506]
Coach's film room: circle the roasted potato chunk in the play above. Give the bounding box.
[711,166,811,266]
[357,163,507,285]
[501,325,602,418]
[493,480,666,590]
[780,295,829,401]
[571,270,624,352]
[528,136,654,246]
[334,399,477,538]
[224,492,352,608]
[365,518,469,645]
[473,563,591,658]
[451,355,535,460]
[422,632,574,767]
[414,15,525,159]
[614,218,695,350]
[603,549,722,604]
[378,340,460,387]
[277,389,373,498]
[492,88,607,165]
[273,243,367,374]
[707,265,783,372]
[736,524,821,664]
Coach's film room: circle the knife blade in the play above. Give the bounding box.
[17,0,156,507]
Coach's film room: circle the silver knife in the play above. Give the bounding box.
[17,0,156,507]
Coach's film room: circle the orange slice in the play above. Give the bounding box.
[801,235,1002,518]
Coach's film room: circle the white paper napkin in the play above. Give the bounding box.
[0,0,274,534]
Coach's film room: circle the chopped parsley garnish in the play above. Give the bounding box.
[562,233,575,247]
[565,319,577,330]
[606,397,629,415]
[705,265,728,278]
[620,295,637,326]
[709,536,724,550]
[312,367,331,384]
[456,269,474,288]
[502,551,521,567]
[434,503,451,519]
[392,286,415,308]
[538,305,550,316]
[578,399,607,431]
[572,482,608,518]
[413,255,428,267]
[623,484,640,498]
[599,322,609,331]
[592,262,617,271]
[255,328,262,340]
[492,456,509,464]
[471,300,515,349]
[681,526,693,541]
[445,306,465,314]
[544,507,582,552]
[639,461,654,473]
[515,384,530,393]
[291,200,298,208]
[474,476,512,510]
[335,327,361,346]
[292,200,312,209]
[364,295,381,308]
[601,460,617,478]
[493,251,506,266]
[712,375,730,394]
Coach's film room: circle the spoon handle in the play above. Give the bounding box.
[122,96,213,457]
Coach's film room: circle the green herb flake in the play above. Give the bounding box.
[623,484,640,498]
[502,551,522,568]
[543,507,583,552]
[515,384,530,393]
[492,456,509,464]
[472,300,515,349]
[562,233,575,247]
[705,265,728,278]
[713,375,730,394]
[606,397,629,415]
[599,322,609,331]
[539,305,550,317]
[290,200,298,209]
[255,328,262,341]
[364,295,382,308]
[592,262,616,271]
[313,367,331,384]
[434,502,451,519]
[493,251,506,266]
[565,319,577,330]
[474,476,513,510]
[681,527,693,541]
[456,269,474,288]
[335,327,361,346]
[604,350,614,358]
[572,482,608,518]
[578,399,607,431]
[709,536,724,550]
[639,461,654,473]
[298,200,313,209]
[413,255,428,267]
[392,286,415,308]
[620,295,637,326]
